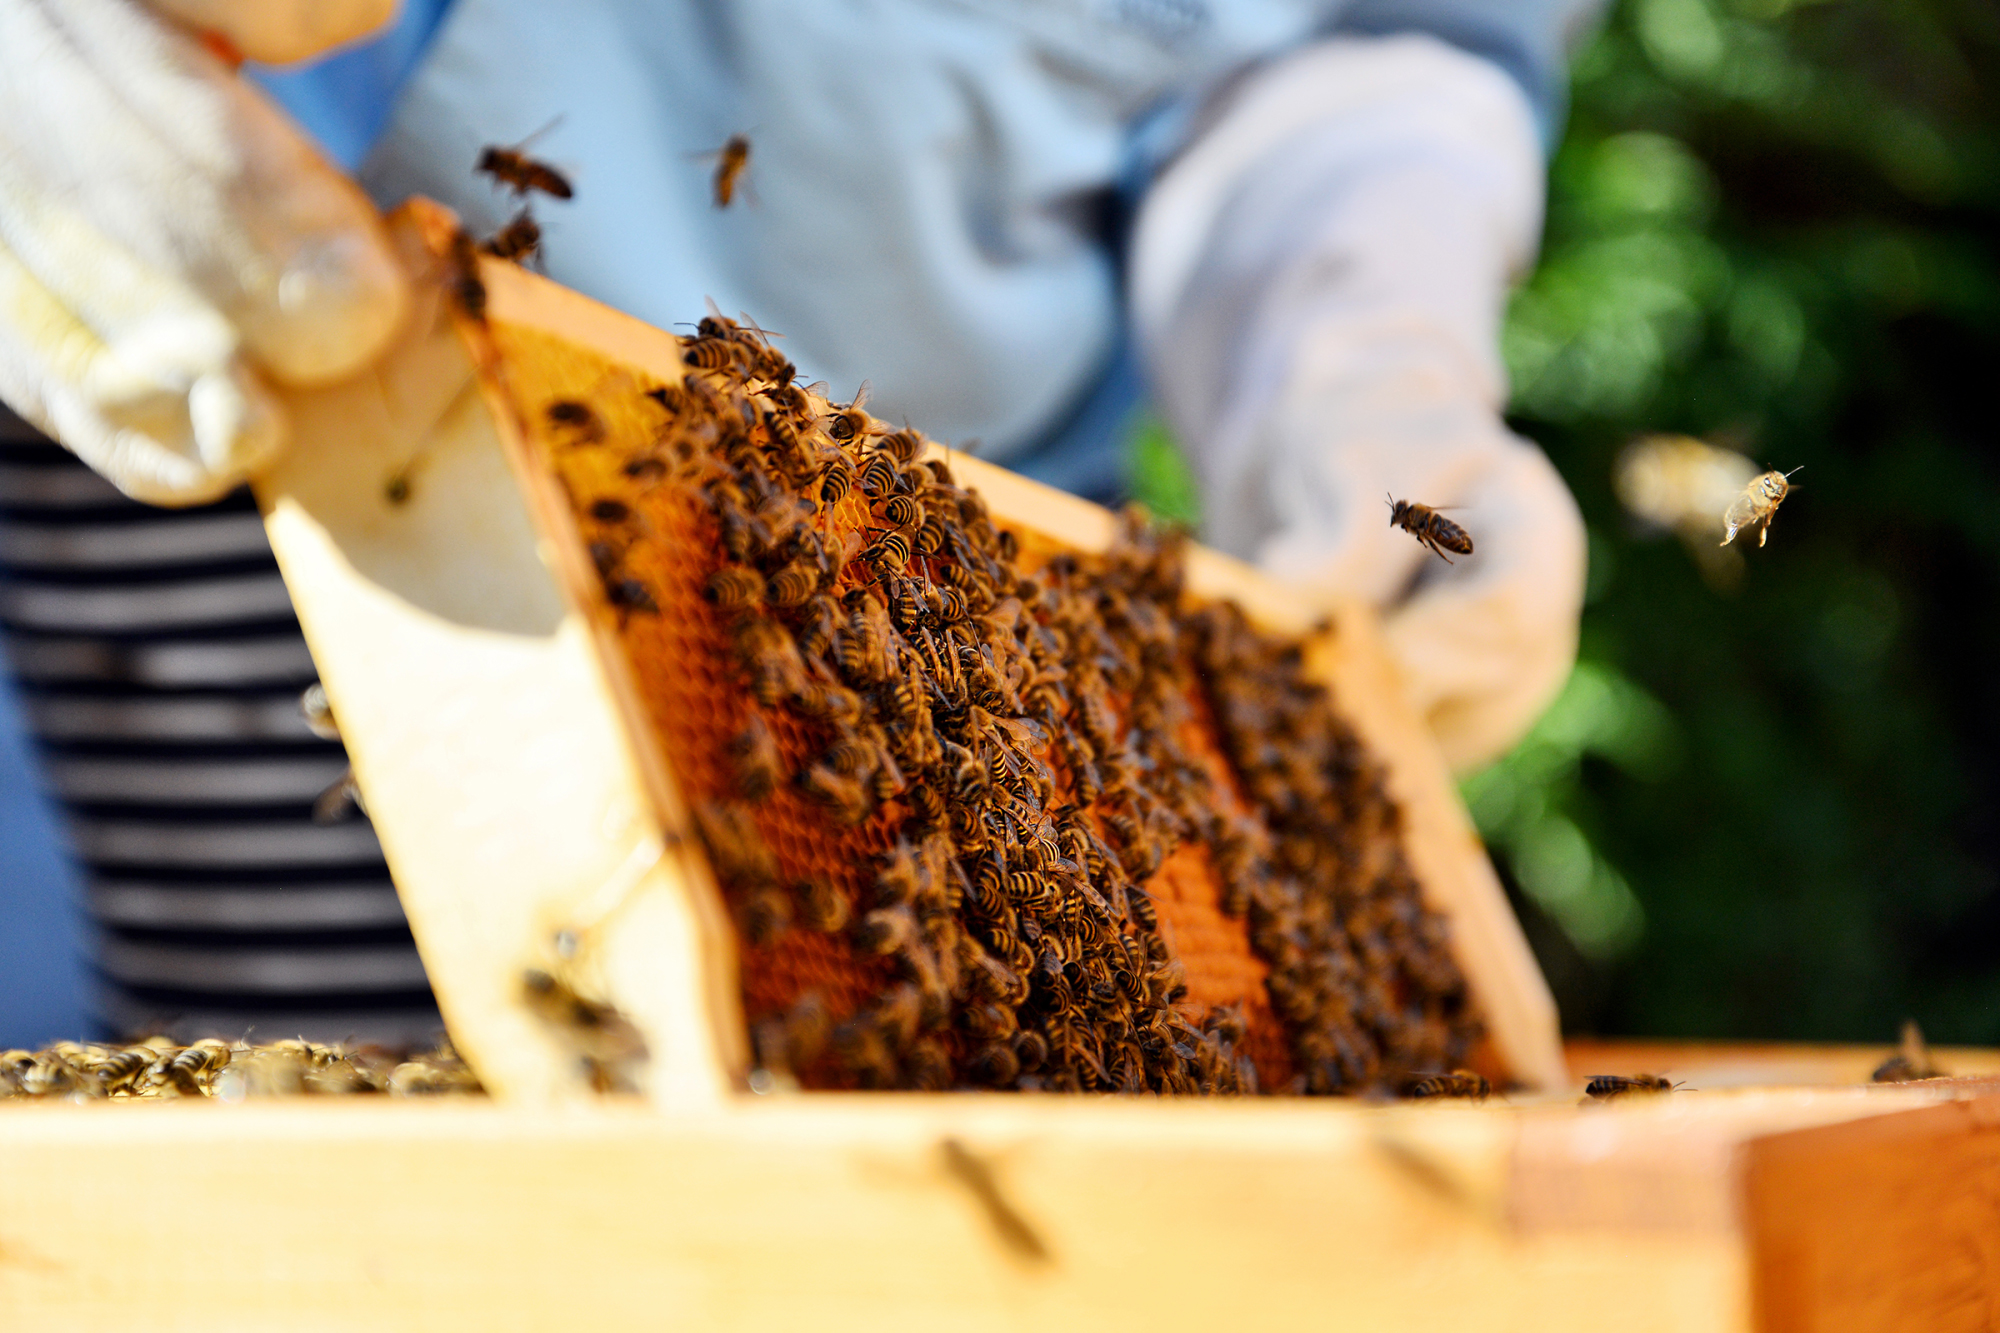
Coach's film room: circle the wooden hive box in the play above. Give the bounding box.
[9,203,2000,1331]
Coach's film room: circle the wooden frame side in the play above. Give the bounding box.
[255,205,741,1106]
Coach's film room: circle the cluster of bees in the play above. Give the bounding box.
[0,1037,481,1101]
[534,308,1480,1096]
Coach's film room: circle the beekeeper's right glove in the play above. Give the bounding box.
[0,0,405,505]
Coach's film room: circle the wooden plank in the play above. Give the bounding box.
[3,1078,1993,1332]
[1563,1039,2000,1089]
[1744,1096,2000,1332]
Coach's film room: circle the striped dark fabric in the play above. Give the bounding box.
[0,408,440,1045]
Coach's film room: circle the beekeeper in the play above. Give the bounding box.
[0,0,1587,1037]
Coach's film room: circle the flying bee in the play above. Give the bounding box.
[520,969,649,1092]
[705,565,765,609]
[707,134,753,208]
[1584,1073,1679,1099]
[480,208,543,267]
[477,122,574,199]
[730,714,784,799]
[1720,467,1802,548]
[1406,1069,1491,1100]
[1386,495,1474,564]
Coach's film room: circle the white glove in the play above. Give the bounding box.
[1133,35,1586,772]
[0,0,405,505]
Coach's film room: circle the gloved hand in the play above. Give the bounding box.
[0,0,405,505]
[1133,35,1586,772]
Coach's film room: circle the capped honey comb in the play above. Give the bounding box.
[487,312,1479,1095]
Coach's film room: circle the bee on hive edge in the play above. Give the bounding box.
[1584,1073,1679,1099]
[1871,1019,1942,1083]
[445,227,487,321]
[1406,1069,1490,1100]
[1386,495,1473,564]
[480,207,543,267]
[1720,467,1801,548]
[477,122,573,200]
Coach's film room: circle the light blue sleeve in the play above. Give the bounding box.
[243,0,455,171]
[1330,0,1603,146]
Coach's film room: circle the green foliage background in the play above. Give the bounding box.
[1135,0,2000,1042]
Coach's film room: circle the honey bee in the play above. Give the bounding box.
[520,968,649,1091]
[480,208,543,266]
[683,337,747,372]
[737,883,794,947]
[1720,467,1802,548]
[706,565,766,609]
[853,904,920,956]
[1386,496,1474,564]
[1406,1069,1491,1100]
[795,878,852,933]
[765,558,820,607]
[446,226,487,320]
[708,134,752,208]
[1870,1019,1942,1082]
[693,801,779,886]
[827,384,874,443]
[882,493,923,528]
[605,576,658,618]
[730,714,784,799]
[802,763,873,825]
[819,458,856,508]
[546,399,604,444]
[478,125,574,200]
[1583,1073,1678,1099]
[164,1038,232,1095]
[858,453,900,497]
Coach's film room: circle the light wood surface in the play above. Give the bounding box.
[256,199,1557,1101]
[3,1056,1996,1332]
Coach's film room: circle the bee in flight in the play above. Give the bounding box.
[477,120,573,200]
[1386,495,1474,564]
[710,134,753,208]
[1720,466,1801,548]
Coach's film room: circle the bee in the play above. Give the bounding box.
[89,1045,155,1095]
[1386,496,1474,564]
[765,559,820,607]
[730,714,784,799]
[546,399,604,444]
[880,428,926,464]
[693,801,779,886]
[446,226,487,320]
[705,565,766,609]
[478,125,574,200]
[589,499,631,525]
[520,968,649,1092]
[683,337,746,372]
[795,879,852,933]
[864,528,913,575]
[605,577,658,618]
[882,493,922,528]
[708,134,753,208]
[164,1038,232,1095]
[827,384,874,443]
[480,207,543,266]
[852,904,920,956]
[1406,1069,1491,1100]
[1720,467,1802,548]
[859,453,901,496]
[819,458,856,508]
[802,763,873,825]
[737,884,794,947]
[1871,1019,1942,1083]
[1583,1073,1678,1099]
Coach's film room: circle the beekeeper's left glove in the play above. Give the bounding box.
[0,0,405,505]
